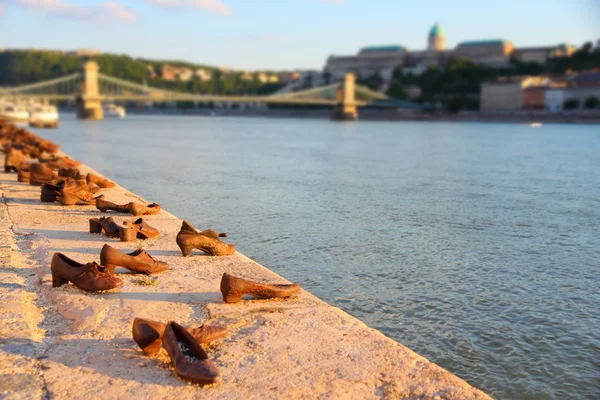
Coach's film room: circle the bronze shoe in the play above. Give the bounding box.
[162,322,221,385]
[50,252,123,291]
[17,162,30,183]
[59,179,102,205]
[29,163,58,186]
[100,244,168,275]
[44,156,80,169]
[89,216,122,238]
[96,198,131,213]
[132,318,227,356]
[4,146,27,173]
[220,272,301,304]
[87,173,116,188]
[123,218,160,239]
[176,221,234,257]
[130,203,161,216]
[58,167,82,179]
[41,180,66,202]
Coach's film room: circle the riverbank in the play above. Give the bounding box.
[0,147,492,398]
[56,107,600,124]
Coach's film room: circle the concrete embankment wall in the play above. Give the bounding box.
[0,151,492,399]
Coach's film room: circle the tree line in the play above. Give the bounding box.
[0,50,284,96]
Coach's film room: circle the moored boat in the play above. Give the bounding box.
[29,104,59,128]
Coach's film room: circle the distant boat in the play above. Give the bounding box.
[29,104,59,128]
[103,103,126,119]
[0,103,29,122]
[529,122,542,128]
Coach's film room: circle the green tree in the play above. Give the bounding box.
[386,81,407,99]
[564,99,579,110]
[583,96,599,109]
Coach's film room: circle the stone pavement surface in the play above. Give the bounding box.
[0,155,492,400]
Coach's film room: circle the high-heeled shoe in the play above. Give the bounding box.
[100,244,168,275]
[123,218,160,239]
[162,322,221,385]
[175,220,234,257]
[89,216,123,238]
[50,252,122,291]
[219,272,301,304]
[132,318,227,356]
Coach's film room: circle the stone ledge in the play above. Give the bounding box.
[0,154,491,399]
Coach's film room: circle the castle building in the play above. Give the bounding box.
[324,23,576,81]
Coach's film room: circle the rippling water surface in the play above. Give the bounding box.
[37,115,600,399]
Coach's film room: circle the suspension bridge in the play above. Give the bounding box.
[0,61,400,121]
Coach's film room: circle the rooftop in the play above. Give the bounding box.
[359,45,406,54]
[457,40,509,48]
[429,23,444,37]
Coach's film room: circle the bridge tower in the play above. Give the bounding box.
[76,61,104,120]
[331,73,358,121]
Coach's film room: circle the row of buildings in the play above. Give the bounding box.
[147,64,302,84]
[480,70,600,112]
[325,23,577,81]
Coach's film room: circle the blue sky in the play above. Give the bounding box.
[0,0,598,70]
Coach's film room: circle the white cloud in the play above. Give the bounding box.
[147,0,231,16]
[104,1,138,22]
[4,0,138,22]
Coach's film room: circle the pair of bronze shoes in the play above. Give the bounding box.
[89,217,159,242]
[58,179,104,205]
[96,198,161,216]
[133,318,225,385]
[59,168,116,189]
[176,220,234,257]
[220,273,301,304]
[50,246,168,291]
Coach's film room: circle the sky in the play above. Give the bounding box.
[0,0,599,70]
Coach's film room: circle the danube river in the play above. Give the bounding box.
[37,115,600,399]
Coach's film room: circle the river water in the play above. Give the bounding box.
[35,114,600,399]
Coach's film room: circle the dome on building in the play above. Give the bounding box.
[429,23,444,37]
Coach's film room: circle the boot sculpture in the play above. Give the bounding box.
[4,146,27,173]
[50,252,122,291]
[96,198,161,216]
[89,216,136,241]
[41,180,66,202]
[100,244,168,275]
[220,272,301,304]
[132,318,227,356]
[29,163,58,186]
[162,322,221,385]
[58,167,81,179]
[44,155,80,170]
[17,162,30,183]
[87,173,116,188]
[59,179,102,205]
[176,220,234,257]
[123,218,160,240]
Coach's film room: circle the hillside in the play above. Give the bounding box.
[0,50,285,95]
